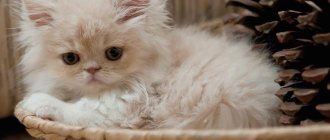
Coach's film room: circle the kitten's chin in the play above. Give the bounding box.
[87,79,105,85]
[80,78,110,93]
[80,83,109,95]
[85,76,109,86]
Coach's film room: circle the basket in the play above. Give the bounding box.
[14,104,330,140]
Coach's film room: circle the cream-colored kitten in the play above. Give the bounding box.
[18,0,280,129]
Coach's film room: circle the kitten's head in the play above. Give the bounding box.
[19,0,170,94]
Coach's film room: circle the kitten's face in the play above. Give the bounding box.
[20,0,169,93]
[45,23,157,91]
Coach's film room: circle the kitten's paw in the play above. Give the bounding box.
[34,105,63,121]
[21,93,64,121]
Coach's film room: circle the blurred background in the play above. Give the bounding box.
[169,0,237,24]
[0,0,236,139]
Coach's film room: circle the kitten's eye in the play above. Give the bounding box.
[106,47,123,61]
[62,52,80,65]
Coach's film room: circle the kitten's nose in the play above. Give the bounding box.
[85,67,101,75]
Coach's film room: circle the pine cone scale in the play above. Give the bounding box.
[255,21,279,34]
[313,33,330,45]
[294,88,319,104]
[302,68,330,84]
[281,102,304,116]
[316,104,330,118]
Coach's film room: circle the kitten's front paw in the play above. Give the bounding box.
[34,105,63,121]
[21,93,64,121]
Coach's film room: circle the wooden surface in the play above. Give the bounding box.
[0,0,13,118]
[0,0,20,119]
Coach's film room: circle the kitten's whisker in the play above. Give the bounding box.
[6,33,21,38]
[7,29,29,39]
[7,1,24,21]
[126,76,151,107]
[7,27,21,30]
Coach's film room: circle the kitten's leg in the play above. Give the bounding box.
[21,93,113,128]
[21,93,67,121]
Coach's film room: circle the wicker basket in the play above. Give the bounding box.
[14,104,330,140]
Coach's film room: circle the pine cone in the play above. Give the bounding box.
[226,0,330,125]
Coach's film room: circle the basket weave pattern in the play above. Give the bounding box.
[15,104,330,140]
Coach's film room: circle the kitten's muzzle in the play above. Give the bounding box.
[85,67,102,75]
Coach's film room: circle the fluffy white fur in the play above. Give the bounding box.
[18,0,281,129]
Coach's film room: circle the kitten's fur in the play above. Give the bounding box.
[19,0,280,129]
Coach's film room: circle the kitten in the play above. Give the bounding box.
[18,0,281,129]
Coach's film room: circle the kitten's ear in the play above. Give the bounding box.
[117,0,168,24]
[22,0,56,27]
[118,0,150,22]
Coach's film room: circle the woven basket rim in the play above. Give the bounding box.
[14,104,330,140]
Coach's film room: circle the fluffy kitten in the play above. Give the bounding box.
[18,0,280,129]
